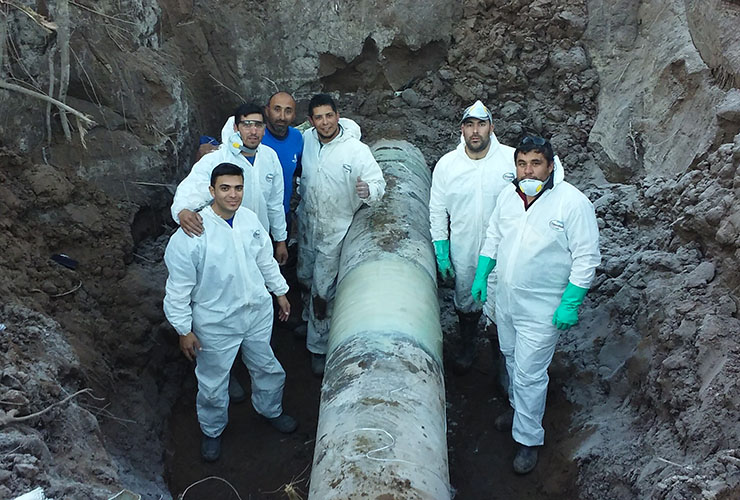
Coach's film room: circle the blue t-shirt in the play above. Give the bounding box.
[261,127,303,214]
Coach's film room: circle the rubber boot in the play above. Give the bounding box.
[452,310,481,375]
[513,444,539,474]
[201,434,221,462]
[486,322,509,396]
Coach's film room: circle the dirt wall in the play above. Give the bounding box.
[0,0,738,498]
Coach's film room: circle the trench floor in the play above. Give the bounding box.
[164,290,578,499]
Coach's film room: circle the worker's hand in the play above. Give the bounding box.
[356,177,370,199]
[433,240,455,279]
[471,276,487,303]
[471,256,497,303]
[179,332,201,361]
[274,240,289,265]
[552,283,589,330]
[178,209,204,237]
[276,295,291,322]
[195,143,218,162]
[552,304,579,330]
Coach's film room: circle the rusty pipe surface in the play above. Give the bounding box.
[309,140,451,499]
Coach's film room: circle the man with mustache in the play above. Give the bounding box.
[262,91,303,222]
[429,100,515,376]
[471,136,601,474]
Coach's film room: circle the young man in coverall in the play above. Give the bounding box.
[471,136,600,474]
[164,163,297,462]
[297,93,386,376]
[429,100,515,375]
[171,102,288,264]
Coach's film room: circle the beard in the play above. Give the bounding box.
[269,122,288,137]
[465,135,491,153]
[317,126,339,142]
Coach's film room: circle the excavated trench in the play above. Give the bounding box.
[2,1,739,499]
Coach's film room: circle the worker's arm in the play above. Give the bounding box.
[171,153,220,228]
[163,232,202,354]
[254,220,290,297]
[553,196,601,330]
[261,146,288,243]
[357,145,386,204]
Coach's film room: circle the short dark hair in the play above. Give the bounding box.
[210,163,243,187]
[308,93,337,116]
[514,136,554,164]
[233,102,265,123]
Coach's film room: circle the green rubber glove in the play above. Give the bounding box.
[433,240,455,279]
[552,282,589,330]
[471,256,496,303]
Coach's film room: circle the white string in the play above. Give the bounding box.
[339,427,452,495]
[178,476,243,500]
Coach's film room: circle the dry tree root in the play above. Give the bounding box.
[265,463,310,499]
[0,388,93,426]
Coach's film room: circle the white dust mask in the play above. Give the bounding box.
[519,178,545,197]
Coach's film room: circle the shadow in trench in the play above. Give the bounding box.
[163,288,578,499]
[164,287,322,498]
[445,338,579,499]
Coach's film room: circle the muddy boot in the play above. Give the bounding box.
[487,323,509,396]
[452,310,481,375]
[201,434,221,462]
[494,407,514,432]
[266,412,298,434]
[513,444,539,474]
[311,353,326,377]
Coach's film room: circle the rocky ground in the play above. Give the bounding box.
[1,0,739,499]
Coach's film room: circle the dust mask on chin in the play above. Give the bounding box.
[228,132,257,156]
[518,178,545,197]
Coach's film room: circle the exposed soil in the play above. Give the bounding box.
[2,0,740,499]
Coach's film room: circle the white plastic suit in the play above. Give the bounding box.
[429,132,515,314]
[170,116,287,242]
[297,118,386,355]
[163,206,289,438]
[480,159,600,446]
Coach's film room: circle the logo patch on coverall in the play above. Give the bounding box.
[503,172,515,182]
[342,164,352,173]
[549,220,565,231]
[265,173,274,182]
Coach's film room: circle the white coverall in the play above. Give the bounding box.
[481,161,600,446]
[170,117,287,242]
[297,118,386,354]
[163,206,290,438]
[429,133,515,314]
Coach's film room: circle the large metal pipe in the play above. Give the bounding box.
[308,140,451,499]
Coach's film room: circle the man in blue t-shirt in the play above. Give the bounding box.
[261,91,303,219]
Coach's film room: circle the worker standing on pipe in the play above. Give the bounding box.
[163,163,298,463]
[297,93,386,376]
[429,100,515,375]
[471,136,600,474]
